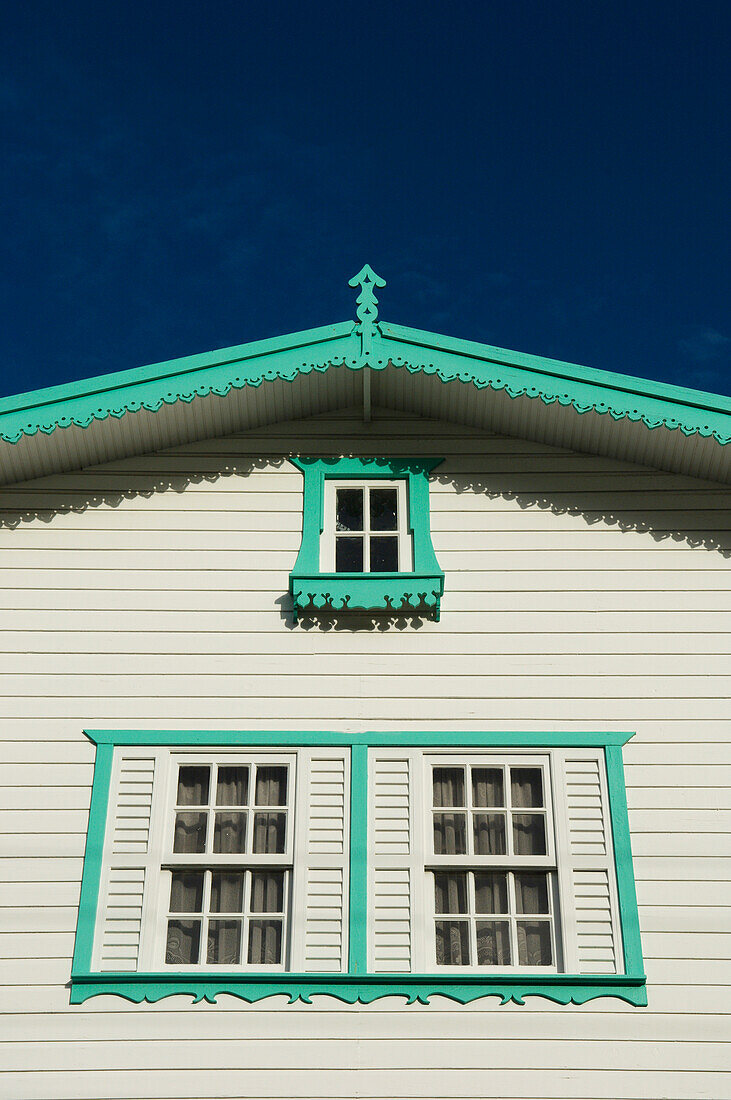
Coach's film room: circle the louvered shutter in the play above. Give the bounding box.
[552,749,624,974]
[367,749,426,973]
[291,748,350,972]
[92,749,164,972]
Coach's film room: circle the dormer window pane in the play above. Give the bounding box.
[336,488,363,532]
[370,536,398,572]
[336,537,364,573]
[370,487,398,530]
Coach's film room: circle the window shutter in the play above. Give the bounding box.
[93,749,163,972]
[553,749,623,975]
[291,749,350,973]
[367,749,425,973]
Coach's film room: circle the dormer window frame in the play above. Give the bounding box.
[288,457,444,622]
[322,478,413,574]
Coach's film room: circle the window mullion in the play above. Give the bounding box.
[468,870,477,967]
[242,868,250,967]
[364,486,370,571]
[507,871,519,968]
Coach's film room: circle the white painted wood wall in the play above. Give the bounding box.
[1,407,729,1100]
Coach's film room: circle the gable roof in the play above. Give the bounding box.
[1,267,730,486]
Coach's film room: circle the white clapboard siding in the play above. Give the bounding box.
[1,407,730,1100]
[554,751,622,974]
[94,751,160,972]
[294,750,349,972]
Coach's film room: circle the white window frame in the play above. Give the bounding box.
[146,751,297,972]
[423,752,561,974]
[321,478,412,572]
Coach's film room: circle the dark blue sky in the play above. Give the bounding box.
[3,0,730,398]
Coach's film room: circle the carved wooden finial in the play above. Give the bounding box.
[349,265,386,356]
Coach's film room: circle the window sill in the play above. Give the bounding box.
[70,971,647,1006]
[289,572,444,622]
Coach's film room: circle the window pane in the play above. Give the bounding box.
[433,767,465,807]
[472,767,504,808]
[512,813,547,855]
[210,872,244,913]
[255,766,288,807]
[335,536,364,572]
[252,812,286,854]
[433,812,467,855]
[169,872,204,913]
[336,488,363,532]
[517,920,553,966]
[510,767,543,808]
[474,872,508,914]
[166,919,200,964]
[207,920,241,964]
[476,921,512,965]
[434,872,468,914]
[514,872,549,914]
[173,811,207,854]
[248,919,283,964]
[213,811,247,854]
[176,766,209,806]
[473,812,507,855]
[435,921,470,965]
[216,766,248,806]
[370,487,398,531]
[370,536,399,572]
[251,871,285,913]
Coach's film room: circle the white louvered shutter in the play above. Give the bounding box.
[367,749,426,973]
[92,749,164,972]
[552,749,624,974]
[291,748,350,972]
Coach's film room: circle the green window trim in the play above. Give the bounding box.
[287,457,445,622]
[71,729,646,1007]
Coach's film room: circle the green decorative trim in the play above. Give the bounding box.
[349,264,386,358]
[84,729,636,748]
[378,322,731,443]
[70,972,647,1007]
[288,456,445,621]
[348,744,368,974]
[0,322,357,444]
[1,304,730,445]
[289,575,443,619]
[70,742,113,975]
[72,729,645,1008]
[605,745,645,976]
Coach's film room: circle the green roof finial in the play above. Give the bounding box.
[349,265,386,357]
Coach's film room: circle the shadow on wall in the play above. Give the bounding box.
[432,471,731,558]
[0,452,729,632]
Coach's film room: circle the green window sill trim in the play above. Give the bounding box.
[288,456,445,622]
[70,973,647,1007]
[71,729,646,1008]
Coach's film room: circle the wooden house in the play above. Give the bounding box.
[1,267,729,1099]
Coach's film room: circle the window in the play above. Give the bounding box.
[288,457,444,619]
[428,759,558,970]
[164,758,292,968]
[72,731,646,1006]
[322,480,412,573]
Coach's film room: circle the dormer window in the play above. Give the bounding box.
[322,480,412,573]
[288,457,444,621]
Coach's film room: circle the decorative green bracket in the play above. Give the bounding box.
[288,456,445,622]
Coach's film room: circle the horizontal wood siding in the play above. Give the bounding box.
[1,408,730,1099]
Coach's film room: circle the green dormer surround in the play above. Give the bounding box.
[288,456,445,621]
